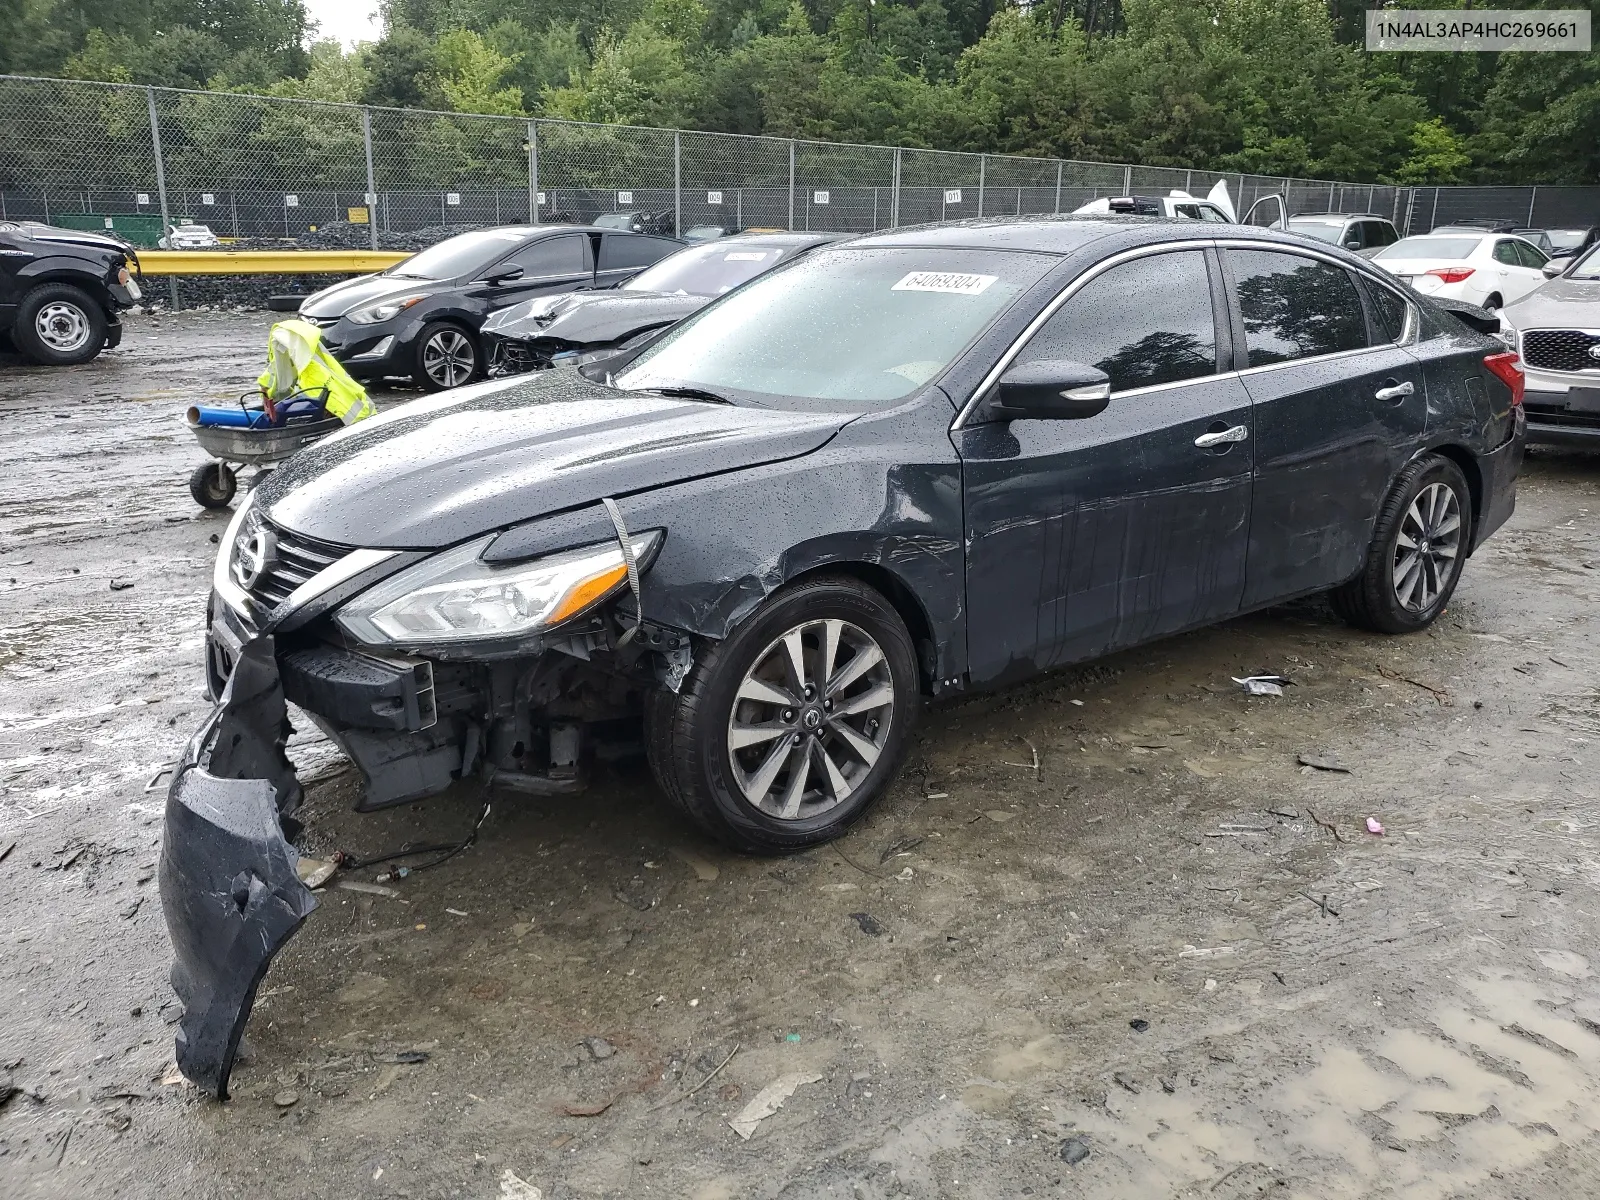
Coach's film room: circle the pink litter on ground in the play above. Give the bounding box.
[1366,817,1384,835]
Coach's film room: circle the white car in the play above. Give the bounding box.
[158,223,221,249]
[1370,232,1550,312]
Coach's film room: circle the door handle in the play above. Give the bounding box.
[1194,425,1249,448]
[1375,380,1415,402]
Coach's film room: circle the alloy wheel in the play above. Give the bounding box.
[1393,481,1461,612]
[35,301,91,353]
[422,329,475,388]
[726,618,895,821]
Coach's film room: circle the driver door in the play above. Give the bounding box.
[472,233,594,312]
[955,247,1255,686]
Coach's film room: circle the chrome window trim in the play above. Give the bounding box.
[1105,370,1243,402]
[951,241,1218,431]
[952,237,1413,430]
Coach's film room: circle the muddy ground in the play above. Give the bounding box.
[4,312,1600,1199]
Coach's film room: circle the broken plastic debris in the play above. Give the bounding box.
[337,880,399,898]
[1298,753,1351,773]
[295,857,337,890]
[499,1169,543,1199]
[728,1073,822,1139]
[1366,817,1385,835]
[1060,1135,1091,1164]
[1233,676,1290,697]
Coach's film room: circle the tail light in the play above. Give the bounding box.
[1483,351,1524,407]
[1427,267,1476,284]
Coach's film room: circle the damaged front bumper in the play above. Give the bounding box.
[159,637,315,1100]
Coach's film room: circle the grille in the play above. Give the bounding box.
[1524,401,1600,430]
[234,516,348,609]
[1523,329,1600,374]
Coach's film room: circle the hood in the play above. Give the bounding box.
[482,290,705,345]
[300,273,433,318]
[5,222,128,257]
[1503,275,1600,328]
[255,371,852,548]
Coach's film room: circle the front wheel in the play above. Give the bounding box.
[189,461,237,509]
[646,575,921,854]
[14,282,108,366]
[413,322,480,392]
[1331,454,1471,634]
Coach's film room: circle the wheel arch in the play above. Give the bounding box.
[780,559,939,695]
[20,269,116,314]
[1418,442,1484,550]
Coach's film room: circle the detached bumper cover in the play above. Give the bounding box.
[160,638,315,1100]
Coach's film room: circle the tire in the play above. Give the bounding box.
[413,322,481,392]
[1331,454,1471,634]
[13,282,108,366]
[646,575,921,855]
[189,461,237,509]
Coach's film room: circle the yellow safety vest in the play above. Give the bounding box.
[256,318,376,425]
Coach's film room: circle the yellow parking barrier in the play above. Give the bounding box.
[137,250,409,276]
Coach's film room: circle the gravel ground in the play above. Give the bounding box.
[5,312,1600,1199]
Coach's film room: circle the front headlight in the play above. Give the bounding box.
[335,531,662,646]
[347,293,427,325]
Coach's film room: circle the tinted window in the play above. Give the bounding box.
[496,234,589,278]
[1514,240,1548,268]
[1492,240,1522,266]
[1364,280,1409,343]
[600,234,680,272]
[1369,221,1398,247]
[1015,250,1218,392]
[1226,250,1367,367]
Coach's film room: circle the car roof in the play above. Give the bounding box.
[838,214,1357,255]
[716,231,844,249]
[1290,212,1388,220]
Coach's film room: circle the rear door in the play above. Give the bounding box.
[1221,246,1428,607]
[958,246,1255,682]
[1489,238,1545,304]
[597,233,682,288]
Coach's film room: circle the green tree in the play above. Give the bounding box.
[1392,116,1471,184]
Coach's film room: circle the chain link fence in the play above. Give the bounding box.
[3,73,1597,260]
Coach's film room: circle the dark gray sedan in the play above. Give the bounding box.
[164,216,1523,1098]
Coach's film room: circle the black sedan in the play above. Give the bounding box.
[298,224,682,391]
[163,216,1523,1097]
[480,232,839,373]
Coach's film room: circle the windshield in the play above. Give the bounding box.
[1569,245,1600,280]
[1547,229,1590,253]
[1375,237,1481,261]
[1287,219,1345,243]
[625,242,791,296]
[385,229,530,280]
[613,247,1054,410]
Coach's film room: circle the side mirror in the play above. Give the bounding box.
[486,265,525,285]
[1344,239,1362,250]
[991,360,1111,421]
[1543,257,1570,278]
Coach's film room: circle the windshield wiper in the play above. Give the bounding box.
[643,385,734,405]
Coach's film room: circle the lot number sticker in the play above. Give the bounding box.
[617,190,634,204]
[892,271,997,296]
[284,194,299,207]
[201,192,215,206]
[944,189,962,204]
[813,190,830,204]
[707,190,723,204]
[136,193,150,205]
[536,191,546,205]
[446,192,460,206]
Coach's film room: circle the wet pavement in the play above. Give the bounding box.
[5,311,1600,1198]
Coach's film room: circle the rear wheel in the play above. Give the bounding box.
[1331,454,1470,634]
[646,575,920,854]
[14,283,108,366]
[413,322,480,392]
[1483,293,1503,312]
